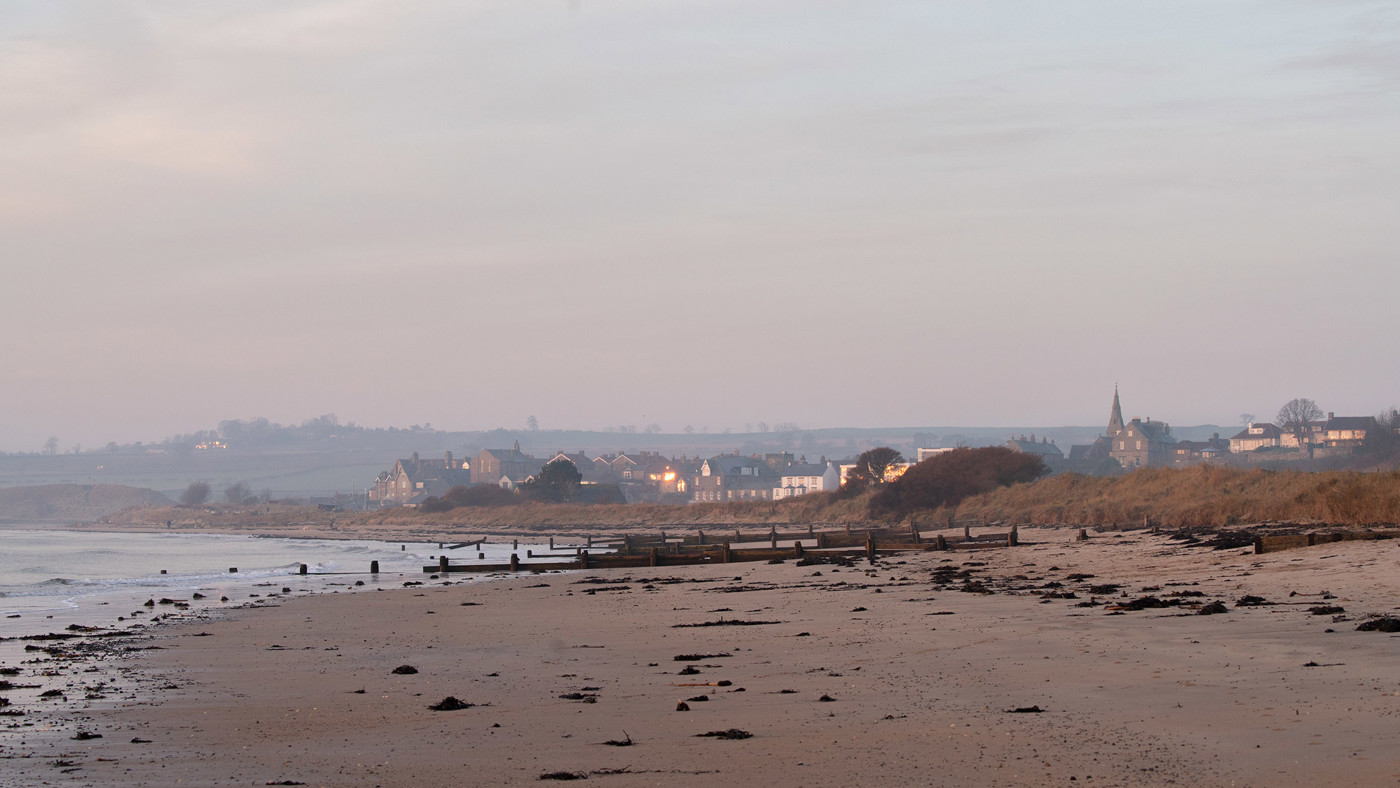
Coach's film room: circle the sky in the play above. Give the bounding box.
[3,1,1399,451]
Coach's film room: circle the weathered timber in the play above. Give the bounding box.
[1256,529,1400,554]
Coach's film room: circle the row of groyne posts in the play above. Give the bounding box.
[422,522,1022,575]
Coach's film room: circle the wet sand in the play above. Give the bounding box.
[7,527,1400,786]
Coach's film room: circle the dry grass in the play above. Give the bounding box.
[941,465,1400,528]
[347,491,876,531]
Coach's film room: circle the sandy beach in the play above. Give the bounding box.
[7,526,1400,787]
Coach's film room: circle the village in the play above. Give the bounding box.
[368,388,1385,508]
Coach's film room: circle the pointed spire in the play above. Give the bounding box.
[1108,385,1125,438]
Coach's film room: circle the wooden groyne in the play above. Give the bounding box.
[424,524,1021,574]
[1255,529,1400,554]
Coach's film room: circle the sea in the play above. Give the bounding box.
[0,528,556,640]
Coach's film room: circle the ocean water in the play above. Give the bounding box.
[0,528,556,638]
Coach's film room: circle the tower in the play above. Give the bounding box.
[1107,386,1125,438]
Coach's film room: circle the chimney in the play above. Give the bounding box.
[445,451,453,468]
[1328,412,1335,420]
[412,451,420,471]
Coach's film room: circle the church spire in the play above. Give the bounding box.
[1107,385,1125,438]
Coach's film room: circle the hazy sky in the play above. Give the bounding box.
[4,1,1399,451]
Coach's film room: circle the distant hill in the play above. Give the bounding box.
[0,484,173,523]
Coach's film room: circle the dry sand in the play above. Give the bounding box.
[7,526,1400,787]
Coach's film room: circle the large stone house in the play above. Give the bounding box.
[371,451,472,506]
[1103,387,1177,469]
[471,443,541,487]
[1110,417,1176,469]
[1005,435,1065,470]
[692,454,779,502]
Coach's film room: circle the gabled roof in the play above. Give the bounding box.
[480,448,536,464]
[1122,419,1175,444]
[1325,415,1374,431]
[1231,423,1281,440]
[781,463,832,477]
[1007,439,1065,459]
[704,455,778,477]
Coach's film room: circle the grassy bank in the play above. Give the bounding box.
[940,465,1400,528]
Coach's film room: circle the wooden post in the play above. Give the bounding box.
[549,536,555,550]
[509,553,519,572]
[770,531,778,549]
[817,532,827,549]
[623,534,631,555]
[1253,538,1264,555]
[586,534,593,547]
[845,523,851,536]
[439,542,444,549]
[963,524,971,542]
[866,533,876,559]
[735,528,741,541]
[299,563,308,575]
[527,549,533,558]
[722,543,731,564]
[910,521,921,544]
[793,541,804,558]
[513,539,518,549]
[370,560,379,574]
[1076,528,1087,542]
[935,534,946,551]
[650,547,659,567]
[807,523,814,536]
[1009,525,1018,546]
[478,552,484,560]
[439,555,449,573]
[579,551,589,570]
[672,541,680,555]
[229,567,238,573]
[698,529,705,545]
[1307,533,1316,546]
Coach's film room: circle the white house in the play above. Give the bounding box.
[772,462,841,499]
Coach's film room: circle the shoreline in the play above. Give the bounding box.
[6,526,1400,785]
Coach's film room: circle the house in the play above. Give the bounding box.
[1109,417,1177,469]
[773,462,840,499]
[1006,435,1065,469]
[471,443,541,486]
[1229,422,1284,453]
[692,454,779,502]
[370,451,472,506]
[1170,433,1229,464]
[1321,413,1375,448]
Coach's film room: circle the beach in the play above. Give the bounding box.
[6,526,1400,786]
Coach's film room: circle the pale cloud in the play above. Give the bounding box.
[140,0,413,56]
[75,107,261,179]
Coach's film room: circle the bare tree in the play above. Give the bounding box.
[526,415,539,431]
[180,481,212,506]
[43,436,59,456]
[1239,413,1255,426]
[224,482,253,504]
[1277,398,1323,456]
